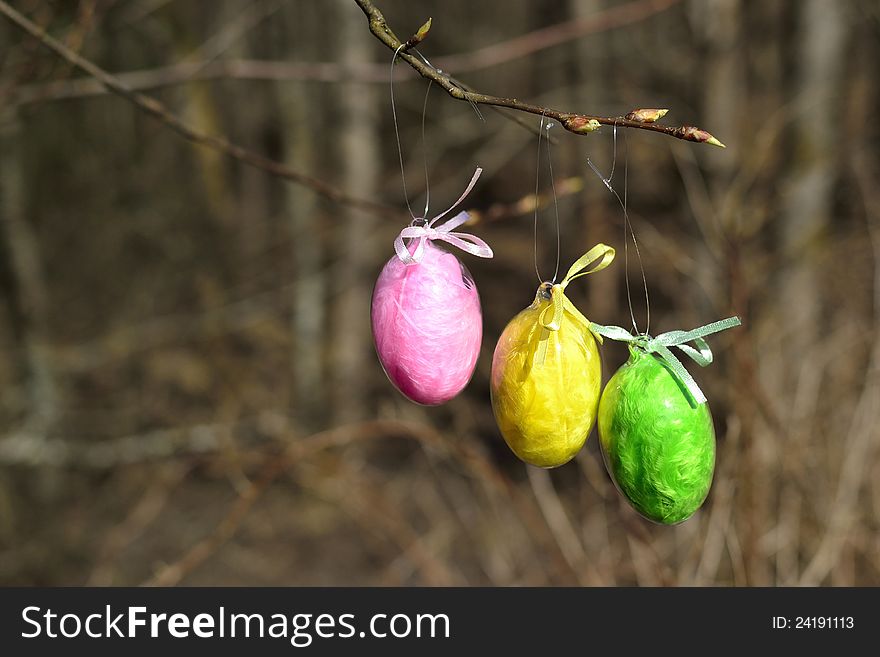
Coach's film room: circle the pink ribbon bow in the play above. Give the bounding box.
[393,167,494,266]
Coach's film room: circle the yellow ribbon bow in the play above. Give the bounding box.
[535,243,616,364]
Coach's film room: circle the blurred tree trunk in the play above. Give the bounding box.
[331,0,380,422]
[692,0,778,585]
[170,6,234,225]
[567,0,618,329]
[279,3,325,428]
[0,107,58,432]
[697,0,743,196]
[744,2,798,588]
[779,0,846,349]
[776,0,847,585]
[690,0,743,306]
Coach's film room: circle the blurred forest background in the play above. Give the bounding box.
[0,0,878,586]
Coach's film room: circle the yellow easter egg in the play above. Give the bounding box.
[490,283,602,468]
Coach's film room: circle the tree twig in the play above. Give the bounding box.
[0,1,396,218]
[138,418,548,586]
[354,0,725,147]
[436,0,681,74]
[14,0,682,105]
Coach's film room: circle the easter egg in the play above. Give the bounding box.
[371,240,482,405]
[598,346,715,524]
[490,283,602,468]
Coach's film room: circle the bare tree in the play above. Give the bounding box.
[0,72,58,433]
[331,0,382,422]
[279,2,326,426]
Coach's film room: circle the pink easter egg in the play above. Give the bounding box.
[371,240,482,405]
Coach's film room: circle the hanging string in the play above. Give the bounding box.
[533,114,546,283]
[419,79,433,218]
[388,46,491,266]
[390,44,417,221]
[586,124,651,335]
[533,116,562,284]
[392,46,480,224]
[545,122,562,283]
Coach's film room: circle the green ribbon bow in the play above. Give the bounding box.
[589,316,742,405]
[535,243,616,364]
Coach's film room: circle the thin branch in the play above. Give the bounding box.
[2,411,579,584]
[87,462,191,585]
[135,418,521,586]
[469,176,584,224]
[14,0,682,105]
[13,60,356,105]
[354,0,725,147]
[526,466,602,586]
[136,415,575,586]
[0,1,396,218]
[118,0,175,25]
[437,0,682,73]
[296,465,459,586]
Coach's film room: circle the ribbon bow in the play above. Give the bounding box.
[535,243,616,364]
[589,316,742,405]
[393,168,494,266]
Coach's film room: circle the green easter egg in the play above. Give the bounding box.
[598,346,715,524]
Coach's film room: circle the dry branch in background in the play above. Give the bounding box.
[13,0,681,105]
[0,1,395,218]
[138,418,573,586]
